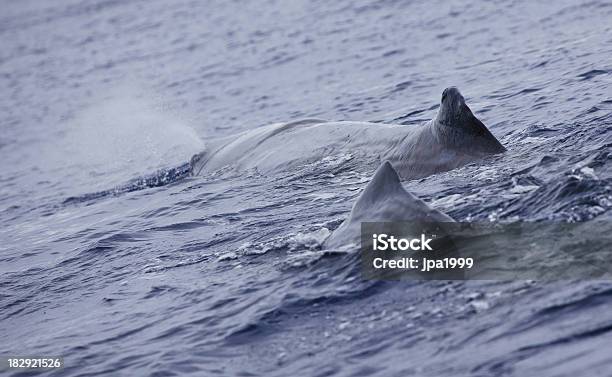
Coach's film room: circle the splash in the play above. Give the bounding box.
[55,94,204,191]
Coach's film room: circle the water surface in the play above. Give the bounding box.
[1,0,611,375]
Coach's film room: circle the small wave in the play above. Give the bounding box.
[577,69,610,80]
[217,227,332,262]
[501,166,611,222]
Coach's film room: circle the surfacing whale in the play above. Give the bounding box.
[191,87,505,180]
[323,161,453,250]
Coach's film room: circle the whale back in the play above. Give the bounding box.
[190,87,505,179]
[323,161,453,250]
[190,118,327,175]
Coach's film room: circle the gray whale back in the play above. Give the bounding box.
[323,161,453,250]
[191,87,506,180]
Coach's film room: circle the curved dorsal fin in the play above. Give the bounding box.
[350,160,425,220]
[357,160,402,203]
[323,161,453,250]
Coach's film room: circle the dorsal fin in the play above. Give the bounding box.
[357,160,403,204]
[348,161,448,222]
[434,87,506,154]
[323,161,453,250]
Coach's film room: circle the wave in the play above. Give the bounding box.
[62,162,193,205]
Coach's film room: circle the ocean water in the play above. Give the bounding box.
[1,0,611,376]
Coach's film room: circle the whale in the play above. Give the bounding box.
[326,161,465,279]
[190,87,505,180]
[323,161,454,250]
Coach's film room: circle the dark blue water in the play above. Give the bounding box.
[1,0,611,376]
